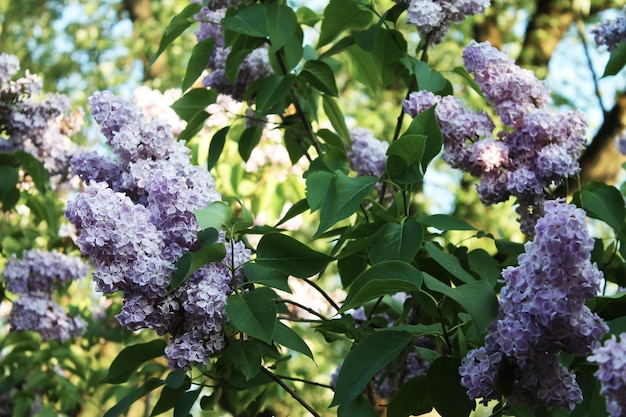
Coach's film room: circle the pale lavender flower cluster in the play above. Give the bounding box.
[132,86,186,136]
[399,0,490,45]
[2,249,89,341]
[348,127,389,178]
[66,91,250,368]
[588,333,626,417]
[404,41,587,235]
[193,4,273,101]
[459,199,608,411]
[0,53,81,179]
[592,8,626,51]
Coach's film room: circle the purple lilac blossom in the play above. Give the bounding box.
[403,0,490,45]
[348,127,389,178]
[615,129,626,154]
[2,249,89,341]
[459,199,608,411]
[66,92,248,369]
[403,42,587,235]
[0,54,81,178]
[193,5,273,101]
[592,8,626,51]
[588,333,626,417]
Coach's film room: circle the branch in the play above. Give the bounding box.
[274,298,329,321]
[261,367,322,417]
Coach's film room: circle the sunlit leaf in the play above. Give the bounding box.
[102,340,167,384]
[226,290,277,344]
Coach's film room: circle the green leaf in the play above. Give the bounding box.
[151,382,190,416]
[279,25,304,72]
[355,18,384,52]
[178,110,210,141]
[151,3,201,65]
[302,60,339,96]
[317,128,347,152]
[306,170,378,237]
[246,390,268,417]
[423,274,498,335]
[337,395,379,417]
[170,243,227,291]
[195,201,233,231]
[182,37,214,91]
[13,151,48,194]
[425,242,475,284]
[255,233,334,278]
[322,94,351,143]
[104,379,165,417]
[452,66,483,98]
[226,339,262,381]
[165,370,187,389]
[416,214,476,231]
[318,0,372,47]
[402,106,442,172]
[275,198,309,227]
[414,61,448,94]
[319,35,357,59]
[331,330,413,406]
[603,42,626,77]
[577,182,625,231]
[372,28,407,88]
[387,375,433,417]
[225,290,277,344]
[221,4,268,38]
[346,44,380,94]
[173,389,201,417]
[467,249,500,287]
[249,75,293,113]
[265,3,299,53]
[244,263,291,293]
[171,88,218,121]
[0,165,19,202]
[296,6,320,26]
[426,357,474,417]
[385,134,427,184]
[238,125,263,162]
[102,339,167,384]
[273,320,314,360]
[369,220,423,265]
[207,126,229,170]
[340,261,423,312]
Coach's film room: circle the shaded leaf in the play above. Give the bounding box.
[385,134,426,184]
[151,3,201,65]
[171,88,218,121]
[238,125,263,162]
[318,0,372,47]
[102,340,167,384]
[256,233,334,278]
[182,37,214,91]
[425,242,475,284]
[416,214,476,231]
[226,290,277,344]
[104,379,165,417]
[273,320,314,360]
[369,220,423,264]
[302,60,339,96]
[322,94,351,143]
[226,339,262,381]
[244,263,291,293]
[207,126,229,170]
[603,42,626,77]
[387,375,433,417]
[426,357,474,417]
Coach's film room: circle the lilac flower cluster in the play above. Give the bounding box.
[614,129,626,155]
[588,333,626,417]
[0,53,82,179]
[459,199,608,411]
[396,0,490,45]
[404,41,587,235]
[193,3,273,101]
[592,8,626,51]
[2,249,89,341]
[347,127,389,178]
[66,91,250,368]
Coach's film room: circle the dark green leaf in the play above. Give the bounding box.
[238,125,263,162]
[355,18,384,52]
[402,106,442,172]
[151,383,189,416]
[319,35,357,59]
[340,261,423,312]
[171,243,226,289]
[102,339,167,384]
[273,320,314,360]
[0,166,19,202]
[182,37,215,91]
[104,379,165,417]
[414,61,448,94]
[331,330,413,406]
[178,110,210,141]
[317,128,347,153]
[225,290,277,344]
[13,151,48,194]
[346,44,380,94]
[372,28,407,88]
[244,263,291,293]
[265,3,299,53]
[246,390,268,417]
[256,233,334,278]
[250,75,293,113]
[337,395,379,417]
[385,134,427,184]
[278,25,304,72]
[302,60,339,96]
[221,4,268,38]
[578,183,625,231]
[603,42,626,77]
[318,0,372,47]
[387,375,432,417]
[151,3,201,65]
[173,388,201,417]
[369,220,423,264]
[165,370,187,389]
[425,242,475,284]
[452,66,483,97]
[171,88,218,121]
[322,94,351,142]
[467,249,499,287]
[226,339,262,381]
[207,126,229,170]
[426,357,474,417]
[275,198,309,227]
[423,274,498,335]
